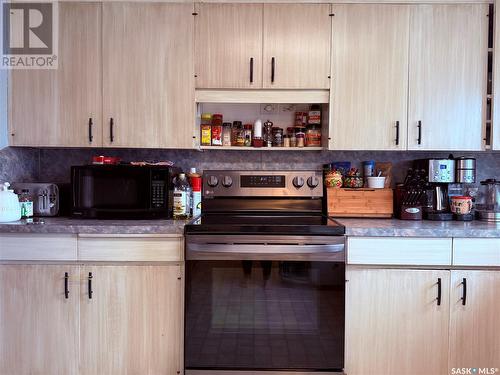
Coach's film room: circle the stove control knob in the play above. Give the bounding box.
[293,176,305,188]
[222,176,233,188]
[207,175,219,187]
[307,176,320,188]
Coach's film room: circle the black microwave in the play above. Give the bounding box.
[71,164,176,219]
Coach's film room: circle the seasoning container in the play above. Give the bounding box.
[305,125,322,147]
[272,127,284,147]
[211,114,223,146]
[253,119,263,148]
[295,112,307,127]
[263,120,274,147]
[283,135,291,148]
[200,113,212,146]
[296,133,305,148]
[243,124,253,147]
[290,134,297,147]
[308,104,321,125]
[222,122,232,146]
[232,121,242,146]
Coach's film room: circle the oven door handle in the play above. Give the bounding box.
[186,242,345,261]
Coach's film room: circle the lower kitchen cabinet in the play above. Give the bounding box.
[79,265,183,375]
[0,265,80,375]
[449,270,500,370]
[0,263,184,375]
[345,268,450,375]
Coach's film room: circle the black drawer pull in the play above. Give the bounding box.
[250,57,254,83]
[461,278,467,306]
[436,278,441,306]
[417,120,422,145]
[88,272,93,299]
[64,272,69,299]
[109,118,114,143]
[88,118,93,143]
[271,57,275,83]
[395,121,400,146]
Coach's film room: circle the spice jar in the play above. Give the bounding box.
[211,114,223,146]
[296,133,305,148]
[200,113,212,146]
[232,121,242,146]
[222,122,232,146]
[272,127,283,147]
[283,135,291,148]
[305,125,322,147]
[243,124,253,147]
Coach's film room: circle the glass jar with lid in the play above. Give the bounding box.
[243,124,253,147]
[222,122,232,146]
[200,113,212,146]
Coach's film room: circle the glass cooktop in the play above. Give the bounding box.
[185,213,345,236]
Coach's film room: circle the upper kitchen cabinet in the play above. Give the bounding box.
[195,4,263,89]
[195,4,331,90]
[408,4,488,151]
[102,3,195,148]
[330,5,410,150]
[9,3,102,147]
[262,4,331,89]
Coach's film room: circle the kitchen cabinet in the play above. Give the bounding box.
[449,270,500,370]
[407,4,488,151]
[80,265,183,375]
[345,268,450,375]
[102,3,195,148]
[262,4,331,89]
[195,4,331,90]
[330,5,409,150]
[9,2,101,147]
[195,4,263,89]
[0,265,80,375]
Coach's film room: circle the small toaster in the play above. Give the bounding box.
[11,183,60,216]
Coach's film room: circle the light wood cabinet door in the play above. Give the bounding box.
[345,268,450,375]
[195,4,263,89]
[9,2,102,147]
[0,265,80,375]
[103,3,195,148]
[80,265,184,375]
[449,271,500,371]
[330,5,409,151]
[262,4,331,89]
[408,4,488,151]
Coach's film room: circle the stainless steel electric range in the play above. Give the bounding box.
[184,170,346,375]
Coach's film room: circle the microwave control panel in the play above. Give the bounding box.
[151,180,166,208]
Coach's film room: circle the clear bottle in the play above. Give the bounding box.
[173,173,191,220]
[19,189,34,219]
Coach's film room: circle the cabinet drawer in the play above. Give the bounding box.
[453,238,500,267]
[347,237,452,266]
[78,235,184,262]
[0,234,77,261]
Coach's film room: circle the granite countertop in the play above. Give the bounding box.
[337,218,500,238]
[0,217,188,235]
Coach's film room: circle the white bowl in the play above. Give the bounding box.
[367,177,386,189]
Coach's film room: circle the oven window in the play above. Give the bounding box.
[186,260,344,371]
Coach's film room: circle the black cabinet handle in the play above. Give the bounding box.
[109,118,114,143]
[88,272,93,299]
[271,57,275,83]
[417,120,422,145]
[395,121,400,146]
[461,278,467,306]
[64,272,69,299]
[436,278,441,306]
[250,57,254,83]
[88,118,93,143]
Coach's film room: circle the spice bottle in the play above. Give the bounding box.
[232,121,242,146]
[243,124,253,147]
[211,114,223,146]
[19,189,33,219]
[200,113,212,146]
[173,173,191,220]
[222,122,232,146]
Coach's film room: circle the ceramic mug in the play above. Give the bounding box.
[451,196,473,215]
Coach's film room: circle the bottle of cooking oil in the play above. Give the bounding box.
[173,173,191,220]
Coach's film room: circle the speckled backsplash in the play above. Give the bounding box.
[1,146,500,185]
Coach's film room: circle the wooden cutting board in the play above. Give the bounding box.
[327,188,394,218]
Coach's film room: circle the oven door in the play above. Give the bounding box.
[185,235,345,373]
